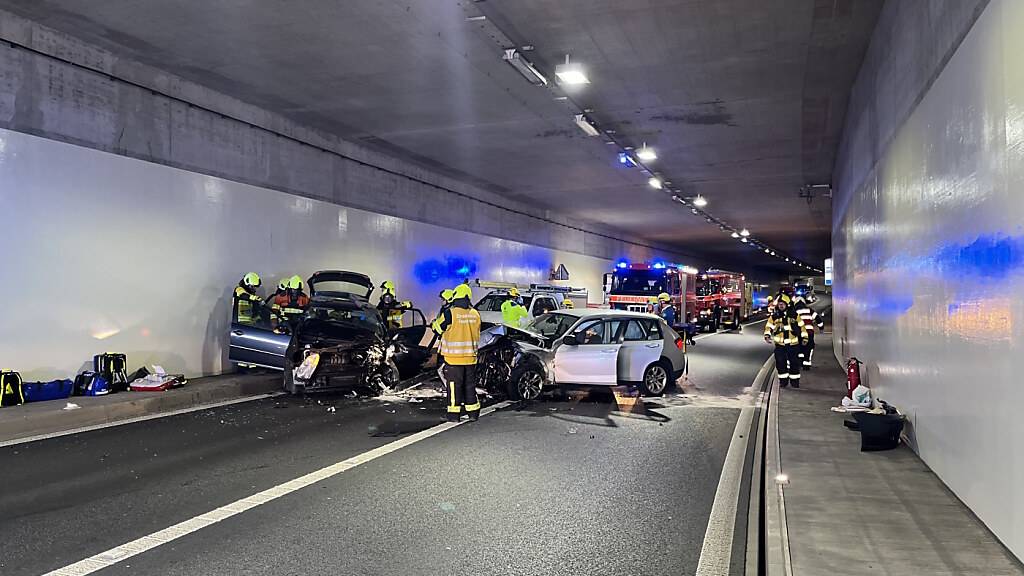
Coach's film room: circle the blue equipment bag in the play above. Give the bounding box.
[1,370,24,407]
[74,372,110,396]
[23,379,75,403]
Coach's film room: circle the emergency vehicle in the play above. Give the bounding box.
[694,269,749,331]
[606,261,697,330]
[472,280,588,327]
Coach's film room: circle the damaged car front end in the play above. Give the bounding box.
[476,324,554,401]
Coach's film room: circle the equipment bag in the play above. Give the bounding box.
[74,372,110,396]
[23,379,75,403]
[94,353,129,392]
[0,370,25,407]
[129,374,187,392]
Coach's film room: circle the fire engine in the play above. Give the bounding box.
[694,269,748,331]
[606,261,698,330]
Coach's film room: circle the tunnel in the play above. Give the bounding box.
[0,1,1021,575]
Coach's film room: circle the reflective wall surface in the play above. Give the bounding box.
[833,0,1024,558]
[0,128,632,380]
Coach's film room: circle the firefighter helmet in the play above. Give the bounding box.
[242,272,261,289]
[658,292,671,302]
[453,284,473,301]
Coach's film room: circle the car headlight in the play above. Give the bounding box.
[386,344,396,360]
[294,353,320,381]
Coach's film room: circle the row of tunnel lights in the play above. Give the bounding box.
[499,41,822,274]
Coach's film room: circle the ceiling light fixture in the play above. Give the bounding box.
[741,238,749,243]
[740,228,750,237]
[573,114,600,137]
[636,142,657,162]
[555,55,590,85]
[502,49,547,86]
[692,195,708,207]
[618,152,638,167]
[648,177,663,190]
[764,248,771,253]
[730,231,740,239]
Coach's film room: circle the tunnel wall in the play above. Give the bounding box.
[0,127,625,380]
[832,0,1024,558]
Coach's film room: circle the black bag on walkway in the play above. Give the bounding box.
[94,353,129,392]
[852,411,904,452]
[1,370,25,407]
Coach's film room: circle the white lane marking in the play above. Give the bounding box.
[44,400,514,576]
[695,355,774,576]
[692,318,767,341]
[0,392,287,448]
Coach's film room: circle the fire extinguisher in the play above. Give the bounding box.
[846,357,863,398]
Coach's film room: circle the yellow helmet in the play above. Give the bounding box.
[658,292,671,302]
[278,279,289,291]
[381,280,396,294]
[440,288,455,302]
[453,284,473,301]
[288,275,304,290]
[242,272,261,289]
[648,296,658,304]
[777,294,791,305]
[562,298,574,309]
[508,287,520,298]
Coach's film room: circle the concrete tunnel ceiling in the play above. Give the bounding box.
[0,0,883,273]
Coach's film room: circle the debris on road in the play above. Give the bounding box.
[62,402,80,411]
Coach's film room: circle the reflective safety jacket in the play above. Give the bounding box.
[273,291,309,317]
[437,302,481,365]
[764,312,807,346]
[501,300,529,328]
[233,285,263,324]
[795,303,823,333]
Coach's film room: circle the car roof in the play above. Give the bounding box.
[548,309,661,321]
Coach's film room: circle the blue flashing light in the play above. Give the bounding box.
[618,152,638,167]
[652,261,667,269]
[616,260,629,269]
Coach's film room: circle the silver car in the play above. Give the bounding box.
[509,309,687,397]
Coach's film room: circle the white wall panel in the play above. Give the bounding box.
[0,128,625,380]
[833,0,1024,558]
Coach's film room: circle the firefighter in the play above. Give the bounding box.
[648,296,661,316]
[794,295,824,369]
[763,294,808,388]
[266,278,289,323]
[431,288,456,335]
[378,280,412,330]
[562,297,574,309]
[501,288,529,328]
[233,272,265,326]
[275,275,310,328]
[658,292,676,327]
[436,284,482,421]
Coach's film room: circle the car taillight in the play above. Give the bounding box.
[675,337,684,351]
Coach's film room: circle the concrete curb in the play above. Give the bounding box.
[0,373,282,444]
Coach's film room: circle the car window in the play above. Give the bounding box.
[605,319,625,343]
[624,320,649,341]
[475,294,503,312]
[533,297,556,317]
[527,313,575,339]
[645,318,664,341]
[573,319,606,345]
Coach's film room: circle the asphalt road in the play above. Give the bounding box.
[1,321,775,576]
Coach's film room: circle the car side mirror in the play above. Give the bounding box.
[562,333,578,346]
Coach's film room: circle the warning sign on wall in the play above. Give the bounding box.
[824,258,833,286]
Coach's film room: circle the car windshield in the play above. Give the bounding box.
[475,294,506,312]
[612,270,667,295]
[696,278,721,296]
[525,313,576,339]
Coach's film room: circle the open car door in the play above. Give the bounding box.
[390,308,432,379]
[228,300,290,370]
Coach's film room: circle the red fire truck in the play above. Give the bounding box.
[694,269,747,331]
[606,262,697,330]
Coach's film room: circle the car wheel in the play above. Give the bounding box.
[641,361,670,396]
[508,362,546,401]
[283,355,296,394]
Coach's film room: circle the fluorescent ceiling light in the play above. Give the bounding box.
[740,228,750,237]
[730,231,740,238]
[764,248,770,253]
[503,49,547,86]
[648,177,663,190]
[636,143,657,162]
[741,238,749,243]
[574,114,600,137]
[555,56,590,85]
[693,195,708,207]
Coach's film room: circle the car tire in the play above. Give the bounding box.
[283,354,296,394]
[508,361,546,401]
[641,361,671,396]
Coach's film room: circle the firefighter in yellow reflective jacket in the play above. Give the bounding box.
[233,272,265,326]
[763,294,808,388]
[430,288,456,336]
[378,280,412,330]
[500,288,529,328]
[436,283,482,421]
[793,295,824,370]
